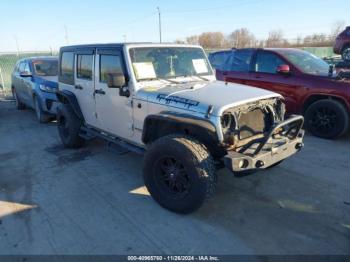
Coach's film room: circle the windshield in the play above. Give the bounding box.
[129,47,213,81]
[282,51,330,76]
[33,60,58,76]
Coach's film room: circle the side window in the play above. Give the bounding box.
[100,55,124,84]
[60,52,75,85]
[254,52,285,74]
[24,62,31,73]
[77,54,93,80]
[210,52,230,70]
[19,62,26,73]
[14,62,20,72]
[230,50,254,72]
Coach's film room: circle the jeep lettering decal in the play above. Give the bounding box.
[156,94,199,109]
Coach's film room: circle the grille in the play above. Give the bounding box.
[238,108,272,140]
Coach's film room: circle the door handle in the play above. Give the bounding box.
[255,75,263,79]
[75,85,83,90]
[95,89,106,95]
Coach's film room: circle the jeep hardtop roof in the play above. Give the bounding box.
[59,43,203,52]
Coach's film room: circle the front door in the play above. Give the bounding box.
[21,61,34,106]
[247,51,302,113]
[94,48,133,140]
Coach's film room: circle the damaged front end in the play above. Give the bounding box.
[220,98,304,173]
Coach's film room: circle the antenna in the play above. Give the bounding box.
[14,35,20,56]
[157,7,162,43]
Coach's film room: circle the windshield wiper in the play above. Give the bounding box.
[172,75,210,82]
[139,77,177,84]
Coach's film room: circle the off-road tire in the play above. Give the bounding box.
[341,46,350,61]
[34,96,50,123]
[12,88,25,110]
[305,99,349,139]
[143,135,217,214]
[57,104,84,148]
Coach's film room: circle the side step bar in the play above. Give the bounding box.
[79,126,145,155]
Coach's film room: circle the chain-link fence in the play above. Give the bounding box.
[0,52,58,92]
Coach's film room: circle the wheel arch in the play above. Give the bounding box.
[142,112,226,160]
[341,43,350,53]
[302,94,350,114]
[56,90,85,121]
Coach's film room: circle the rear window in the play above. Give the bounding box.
[209,51,231,70]
[33,60,58,76]
[229,49,254,72]
[77,55,93,80]
[60,52,74,85]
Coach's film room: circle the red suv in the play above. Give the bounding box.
[216,48,350,139]
[334,26,350,61]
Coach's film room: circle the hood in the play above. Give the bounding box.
[136,80,281,116]
[34,76,58,88]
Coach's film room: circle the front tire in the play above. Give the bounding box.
[34,96,50,123]
[305,99,349,139]
[143,135,217,214]
[342,46,350,61]
[56,104,85,148]
[12,88,25,110]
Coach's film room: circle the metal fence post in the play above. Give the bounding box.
[0,66,5,90]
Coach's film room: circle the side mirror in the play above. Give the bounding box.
[20,71,32,77]
[107,73,126,88]
[276,64,291,75]
[107,73,130,97]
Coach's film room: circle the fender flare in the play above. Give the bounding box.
[142,112,225,159]
[56,90,85,121]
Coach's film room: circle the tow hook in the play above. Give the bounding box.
[256,160,265,168]
[295,143,304,150]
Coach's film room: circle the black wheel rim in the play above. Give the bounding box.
[344,49,350,61]
[309,106,337,135]
[59,117,69,138]
[153,156,191,199]
[13,90,18,107]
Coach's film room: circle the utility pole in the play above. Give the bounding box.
[14,35,20,57]
[64,25,69,45]
[157,7,162,43]
[123,35,127,43]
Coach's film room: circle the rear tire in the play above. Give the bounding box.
[341,46,350,61]
[34,96,50,123]
[143,135,217,214]
[57,104,85,148]
[305,99,349,139]
[12,88,25,110]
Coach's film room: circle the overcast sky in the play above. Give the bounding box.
[1,0,349,52]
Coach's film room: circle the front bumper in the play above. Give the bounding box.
[224,115,305,172]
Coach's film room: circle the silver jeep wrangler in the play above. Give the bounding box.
[56,43,304,214]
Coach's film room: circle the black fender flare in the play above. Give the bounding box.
[142,112,225,159]
[56,90,84,121]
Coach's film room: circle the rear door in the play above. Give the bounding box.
[74,49,99,127]
[59,49,99,127]
[94,48,133,140]
[12,61,25,99]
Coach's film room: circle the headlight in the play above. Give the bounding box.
[221,113,235,131]
[39,84,56,93]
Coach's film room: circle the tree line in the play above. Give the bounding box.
[175,21,346,49]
